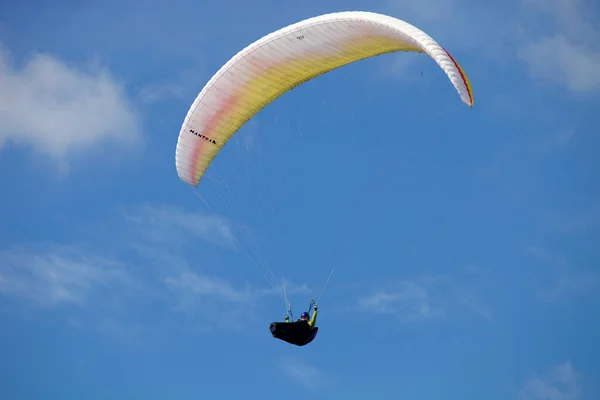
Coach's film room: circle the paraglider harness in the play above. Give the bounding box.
[270,269,334,346]
[270,299,319,347]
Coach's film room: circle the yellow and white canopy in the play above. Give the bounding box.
[175,11,474,187]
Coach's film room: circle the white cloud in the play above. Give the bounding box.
[525,245,598,300]
[356,271,494,322]
[119,202,305,320]
[122,203,237,250]
[387,0,513,53]
[121,202,296,302]
[164,272,254,307]
[518,0,600,92]
[0,202,310,336]
[68,316,150,347]
[232,117,259,153]
[0,244,136,307]
[374,52,421,82]
[388,0,455,22]
[0,235,272,335]
[545,201,600,235]
[0,42,141,161]
[519,35,600,93]
[387,0,600,93]
[138,82,188,105]
[162,272,311,319]
[357,280,439,321]
[161,272,264,328]
[137,67,206,105]
[279,357,325,391]
[519,362,582,400]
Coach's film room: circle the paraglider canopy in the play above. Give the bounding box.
[175,11,474,187]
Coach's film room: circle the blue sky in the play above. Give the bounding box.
[1,0,599,398]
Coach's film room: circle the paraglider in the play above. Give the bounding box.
[174,10,473,187]
[174,11,474,346]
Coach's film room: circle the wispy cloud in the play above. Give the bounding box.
[392,0,455,21]
[165,273,253,304]
[120,202,305,305]
[357,280,439,321]
[117,205,305,321]
[387,0,600,93]
[356,269,494,323]
[278,357,326,392]
[373,52,422,82]
[137,67,207,105]
[138,81,189,105]
[163,272,257,322]
[387,0,518,54]
[519,362,582,400]
[232,117,259,153]
[525,245,598,301]
[519,36,600,93]
[519,0,600,93]
[0,201,297,336]
[478,127,579,206]
[122,203,237,250]
[0,189,326,346]
[162,269,311,313]
[544,200,600,235]
[67,316,151,347]
[0,237,261,335]
[0,42,141,162]
[0,244,137,308]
